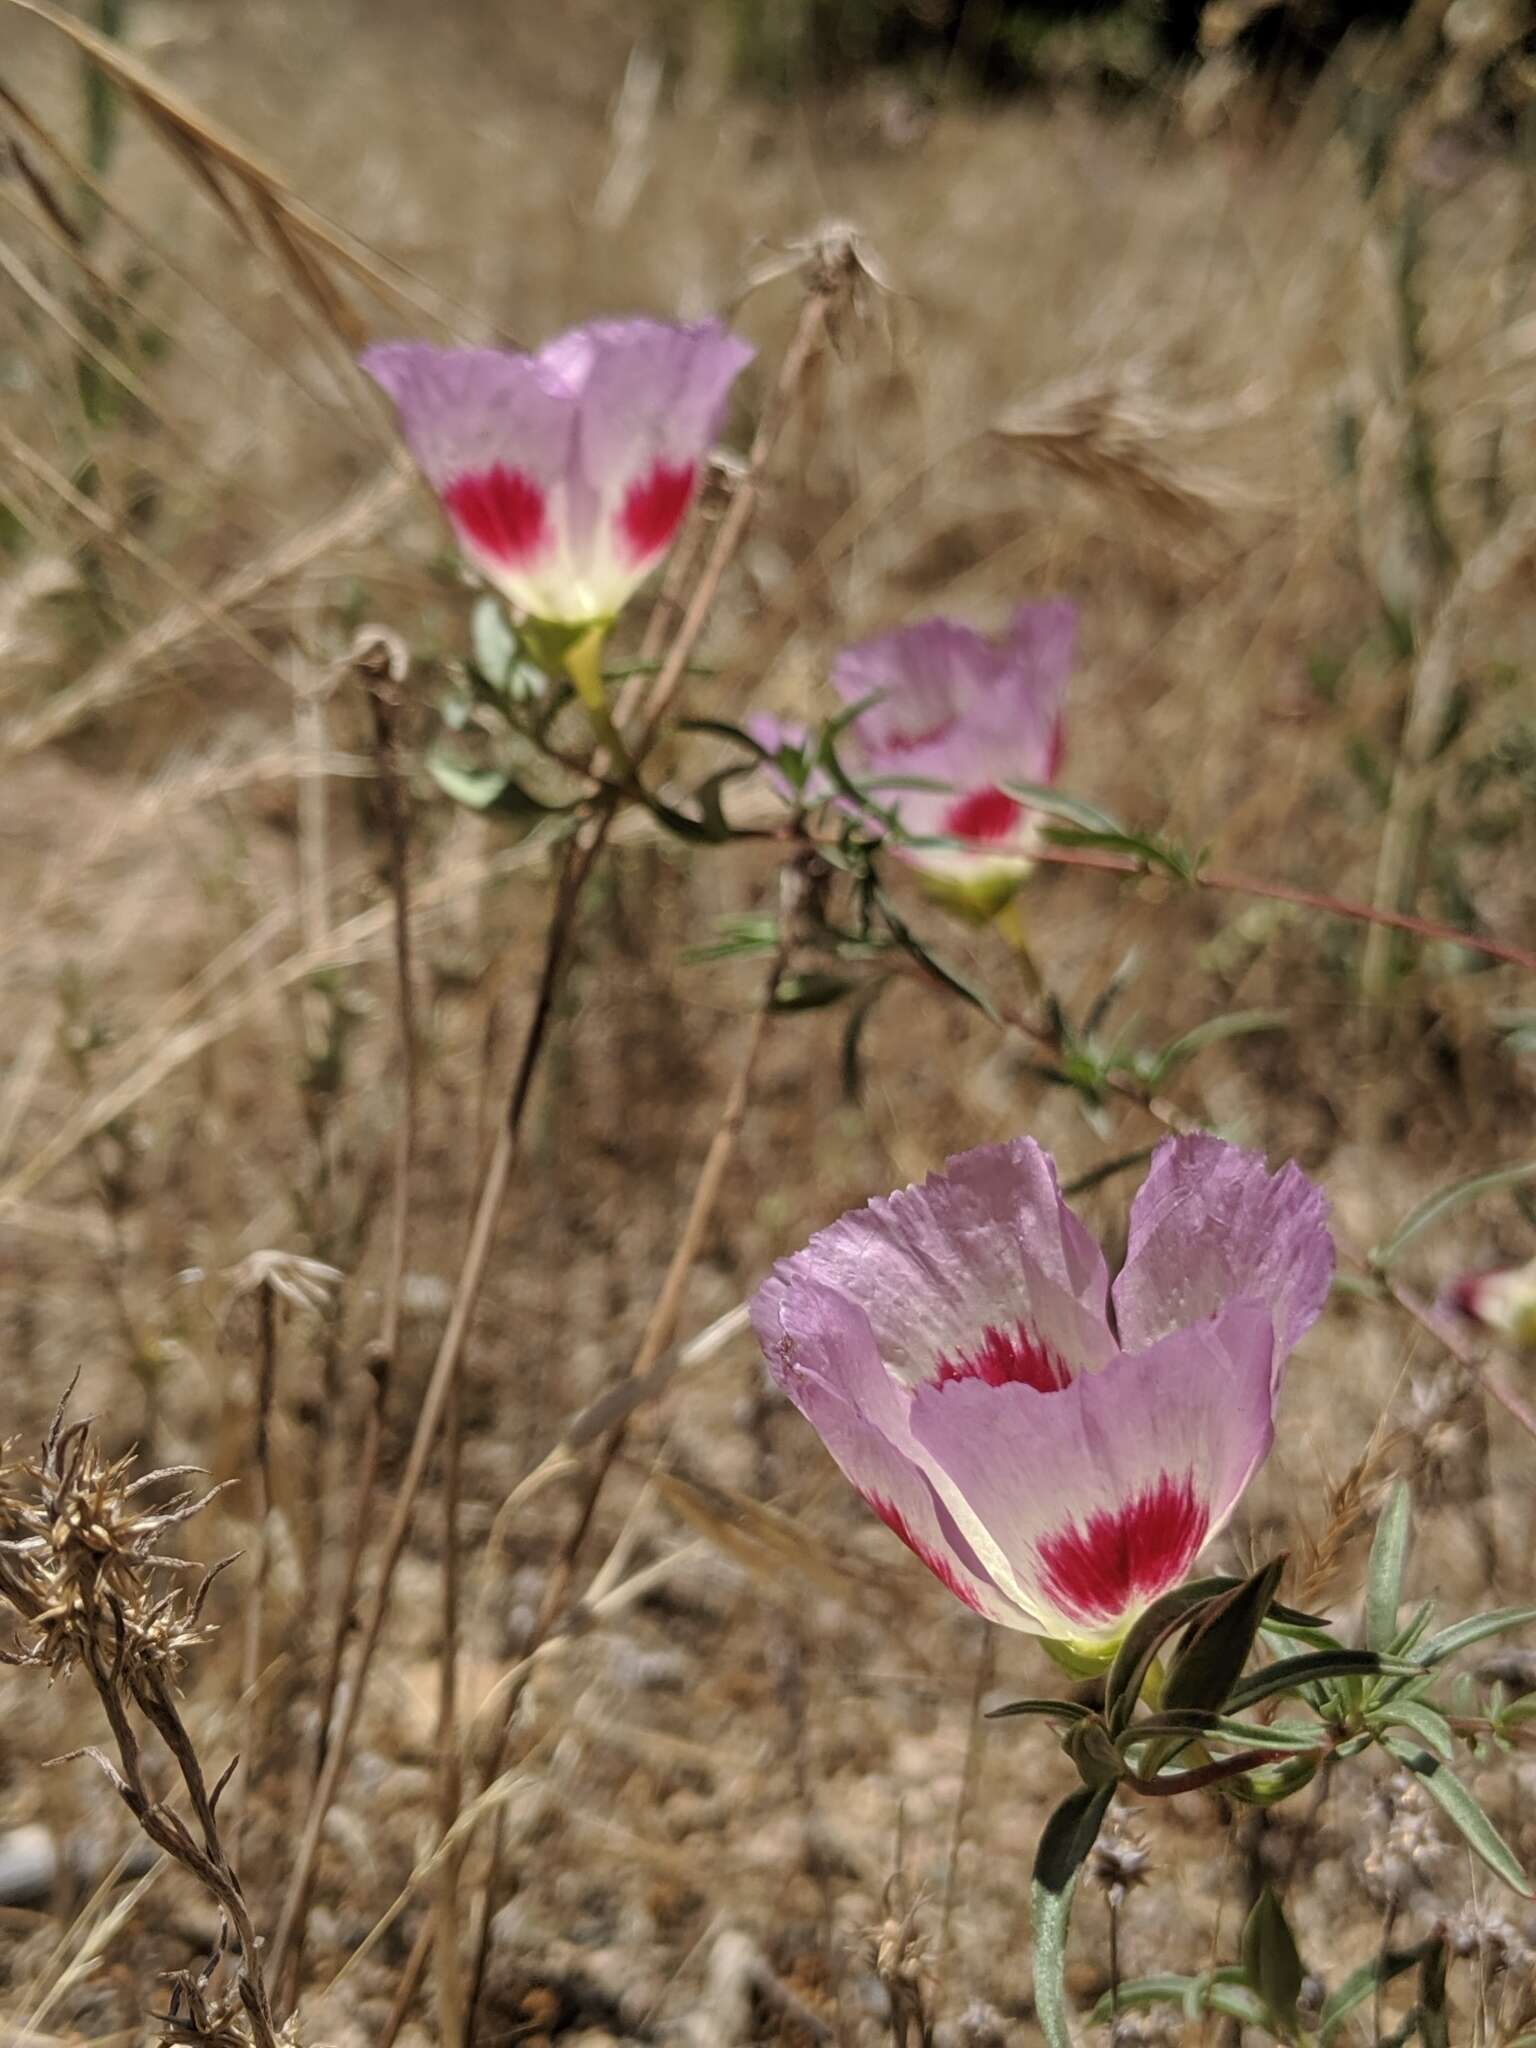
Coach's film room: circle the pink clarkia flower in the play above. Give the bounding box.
[361,320,754,628]
[752,1134,1332,1656]
[1450,1256,1536,1349]
[831,604,1076,912]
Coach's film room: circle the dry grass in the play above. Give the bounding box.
[1,3,1535,2045]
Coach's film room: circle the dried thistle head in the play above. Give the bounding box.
[864,1874,935,2043]
[0,1389,227,1684]
[735,219,898,350]
[1444,1902,1532,1975]
[1090,1811,1154,1908]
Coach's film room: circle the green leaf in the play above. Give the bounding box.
[874,892,998,1023]
[1124,1712,1322,1755]
[1385,1738,1533,1894]
[1367,1481,1412,1652]
[984,1697,1092,1724]
[1412,1606,1536,1669]
[1042,824,1203,884]
[1370,1160,1536,1269]
[1162,1559,1287,1718]
[1225,1649,1389,1716]
[1090,1977,1200,2023]
[1389,1599,1437,1656]
[678,716,777,762]
[1241,1887,1304,2036]
[1418,1938,1450,2048]
[1371,1701,1455,1762]
[1140,1010,1288,1088]
[690,762,759,840]
[1105,1579,1234,1736]
[1030,1867,1083,2048]
[1225,1752,1322,1805]
[1034,1781,1116,1898]
[471,595,519,690]
[839,979,890,1103]
[1205,1984,1278,2026]
[427,752,574,822]
[1319,1943,1432,2045]
[770,972,860,1013]
[1001,781,1125,836]
[1030,1790,1118,2048]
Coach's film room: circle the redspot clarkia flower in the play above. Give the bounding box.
[832,604,1076,914]
[361,319,754,629]
[752,1135,1332,1658]
[1451,1257,1536,1349]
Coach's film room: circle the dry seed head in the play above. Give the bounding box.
[865,1874,936,2029]
[0,1398,226,1682]
[1362,1771,1449,1908]
[992,364,1262,530]
[1444,1902,1532,1973]
[735,219,897,349]
[1090,1812,1154,1907]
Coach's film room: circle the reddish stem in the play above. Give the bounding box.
[1030,844,1536,975]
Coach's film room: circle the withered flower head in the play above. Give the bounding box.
[1090,1813,1154,1906]
[0,1389,229,1684]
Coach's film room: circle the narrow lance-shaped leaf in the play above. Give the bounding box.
[1385,1737,1533,1896]
[1031,1791,1116,2048]
[1412,1606,1536,1669]
[1370,1700,1455,1762]
[1034,1781,1116,1897]
[1140,1010,1287,1088]
[1162,1559,1287,1717]
[1418,1938,1450,2048]
[985,1698,1092,1725]
[1367,1481,1412,1652]
[1224,1649,1390,1716]
[1105,1579,1233,1737]
[1319,1941,1437,2046]
[1371,1160,1536,1270]
[1241,1887,1304,2038]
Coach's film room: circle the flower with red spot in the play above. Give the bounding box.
[751,1134,1332,1657]
[361,319,754,628]
[830,604,1076,913]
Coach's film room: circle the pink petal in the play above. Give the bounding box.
[360,342,573,500]
[764,1138,1116,1397]
[828,606,1076,878]
[566,318,752,511]
[1114,1135,1333,1373]
[908,1300,1277,1639]
[832,619,985,757]
[751,1273,1027,1626]
[362,322,753,622]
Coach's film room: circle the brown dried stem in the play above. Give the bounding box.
[461,904,796,2038]
[231,1281,278,1859]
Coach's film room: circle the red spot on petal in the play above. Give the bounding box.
[619,460,695,563]
[934,1321,1070,1394]
[866,1494,986,1614]
[945,786,1023,843]
[443,465,549,567]
[1036,1473,1209,1629]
